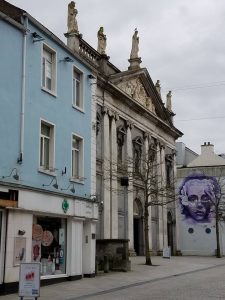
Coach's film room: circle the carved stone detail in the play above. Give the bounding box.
[117,79,156,114]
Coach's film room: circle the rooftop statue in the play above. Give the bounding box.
[97,26,107,55]
[67,1,78,33]
[130,28,139,59]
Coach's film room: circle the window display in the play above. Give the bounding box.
[32,217,66,276]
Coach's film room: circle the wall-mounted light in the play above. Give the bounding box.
[90,194,97,201]
[61,183,75,194]
[17,153,23,164]
[18,230,26,236]
[1,168,19,181]
[32,32,45,43]
[88,74,96,79]
[42,177,58,189]
[62,167,67,176]
[60,56,74,62]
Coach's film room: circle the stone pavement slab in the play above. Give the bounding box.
[1,256,225,300]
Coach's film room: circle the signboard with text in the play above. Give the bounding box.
[19,263,41,298]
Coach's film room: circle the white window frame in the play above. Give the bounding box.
[41,43,57,96]
[71,133,84,183]
[72,66,84,111]
[39,119,56,175]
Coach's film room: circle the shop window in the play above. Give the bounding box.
[32,216,66,276]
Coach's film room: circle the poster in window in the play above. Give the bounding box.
[32,240,41,262]
[59,228,64,245]
[14,237,26,266]
[42,230,53,247]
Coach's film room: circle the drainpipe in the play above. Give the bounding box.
[18,14,28,164]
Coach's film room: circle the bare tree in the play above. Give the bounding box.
[130,141,175,265]
[101,138,176,266]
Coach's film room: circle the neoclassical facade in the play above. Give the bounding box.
[64,3,182,256]
[95,65,182,255]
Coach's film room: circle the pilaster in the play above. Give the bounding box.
[111,114,118,238]
[102,108,110,239]
[126,122,134,252]
[144,134,153,251]
[157,143,164,254]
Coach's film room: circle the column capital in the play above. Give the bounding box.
[101,106,108,115]
[125,120,134,130]
[143,132,150,140]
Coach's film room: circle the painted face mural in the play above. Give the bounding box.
[179,174,220,223]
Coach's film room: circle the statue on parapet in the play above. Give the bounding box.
[97,26,107,55]
[130,28,139,59]
[67,1,79,34]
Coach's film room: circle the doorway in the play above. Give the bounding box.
[133,199,144,255]
[167,212,174,255]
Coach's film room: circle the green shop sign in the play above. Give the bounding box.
[62,199,69,213]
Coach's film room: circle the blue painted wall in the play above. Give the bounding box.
[0,18,92,198]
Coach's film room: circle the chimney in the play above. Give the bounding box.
[201,142,214,155]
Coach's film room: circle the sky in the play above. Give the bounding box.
[8,0,225,154]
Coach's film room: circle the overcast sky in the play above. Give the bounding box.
[8,0,225,154]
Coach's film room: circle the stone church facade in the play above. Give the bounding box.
[65,3,182,256]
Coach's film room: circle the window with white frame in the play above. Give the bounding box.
[73,67,83,109]
[72,134,83,180]
[42,45,56,93]
[40,121,55,171]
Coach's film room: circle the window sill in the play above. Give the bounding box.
[38,168,57,177]
[72,104,85,113]
[70,177,84,185]
[41,87,57,97]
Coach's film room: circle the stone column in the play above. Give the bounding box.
[144,134,153,252]
[110,113,118,238]
[126,122,135,254]
[102,107,111,239]
[157,142,164,255]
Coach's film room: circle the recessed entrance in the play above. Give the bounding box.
[167,212,174,255]
[133,199,144,256]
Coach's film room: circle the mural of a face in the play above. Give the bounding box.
[179,174,220,223]
[185,181,211,221]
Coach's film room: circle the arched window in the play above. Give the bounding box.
[133,198,143,217]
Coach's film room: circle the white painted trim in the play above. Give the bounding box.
[72,64,85,112]
[41,42,57,96]
[71,132,84,182]
[39,118,56,172]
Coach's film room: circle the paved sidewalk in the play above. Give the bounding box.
[2,256,225,300]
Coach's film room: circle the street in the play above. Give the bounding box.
[75,264,225,300]
[2,256,225,300]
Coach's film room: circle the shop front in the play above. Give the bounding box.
[1,189,98,294]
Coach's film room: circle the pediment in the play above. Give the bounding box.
[116,78,156,114]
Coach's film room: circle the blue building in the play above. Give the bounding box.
[0,0,97,293]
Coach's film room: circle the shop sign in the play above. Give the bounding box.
[19,262,41,298]
[62,199,69,213]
